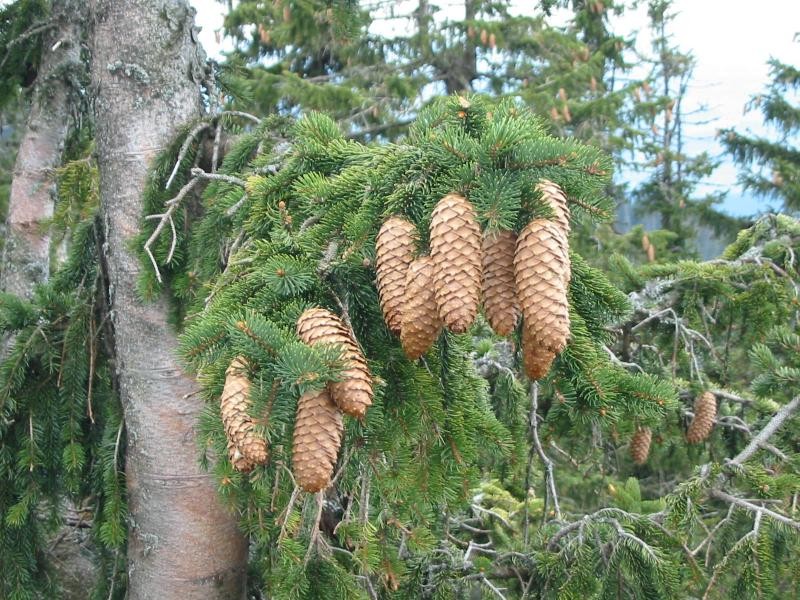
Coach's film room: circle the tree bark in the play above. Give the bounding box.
[0,0,82,298]
[91,1,247,598]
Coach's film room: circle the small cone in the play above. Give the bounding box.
[522,324,556,380]
[220,357,269,469]
[514,219,571,359]
[292,388,343,493]
[376,217,418,334]
[226,438,255,473]
[400,256,442,359]
[482,230,520,336]
[536,179,570,237]
[630,427,652,465]
[297,308,373,419]
[430,193,482,333]
[687,391,716,444]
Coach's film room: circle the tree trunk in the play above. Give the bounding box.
[91,1,247,598]
[0,0,82,298]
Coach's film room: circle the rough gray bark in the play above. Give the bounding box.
[0,0,83,297]
[91,1,247,598]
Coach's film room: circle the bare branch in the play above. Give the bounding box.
[728,395,799,467]
[165,122,211,189]
[530,383,561,521]
[711,490,800,531]
[219,110,262,125]
[143,177,200,283]
[189,167,246,187]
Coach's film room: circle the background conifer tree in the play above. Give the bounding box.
[720,53,800,212]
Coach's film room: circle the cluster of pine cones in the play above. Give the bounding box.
[219,180,574,488]
[220,309,374,493]
[376,180,572,380]
[629,390,716,464]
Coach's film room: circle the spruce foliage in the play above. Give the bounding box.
[0,157,126,599]
[131,94,683,597]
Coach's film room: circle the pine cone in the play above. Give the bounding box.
[482,230,520,336]
[430,193,482,333]
[687,391,716,444]
[226,438,255,473]
[220,357,269,468]
[522,324,556,380]
[536,179,570,236]
[297,308,373,420]
[376,216,418,334]
[514,219,571,357]
[292,387,343,493]
[400,256,442,359]
[630,427,652,465]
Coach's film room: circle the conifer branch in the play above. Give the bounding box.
[143,177,200,283]
[0,19,56,72]
[219,110,261,125]
[728,395,800,467]
[710,490,798,531]
[189,167,246,188]
[211,121,222,173]
[165,123,211,190]
[529,382,561,522]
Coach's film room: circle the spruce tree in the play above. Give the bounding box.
[720,54,800,212]
[626,0,740,259]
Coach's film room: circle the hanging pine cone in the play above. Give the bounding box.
[522,324,556,380]
[482,230,520,336]
[514,219,571,359]
[430,193,482,333]
[400,256,442,359]
[375,216,418,335]
[630,427,652,465]
[292,388,343,493]
[536,179,570,236]
[226,438,255,473]
[220,357,269,468]
[296,308,373,420]
[687,391,716,444]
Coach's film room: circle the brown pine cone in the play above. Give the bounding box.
[630,427,652,465]
[536,179,570,236]
[220,357,269,468]
[400,256,442,359]
[482,230,520,336]
[226,438,255,473]
[375,216,418,335]
[430,193,482,333]
[686,391,716,444]
[514,219,571,357]
[292,388,343,493]
[522,324,556,380]
[296,308,373,420]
